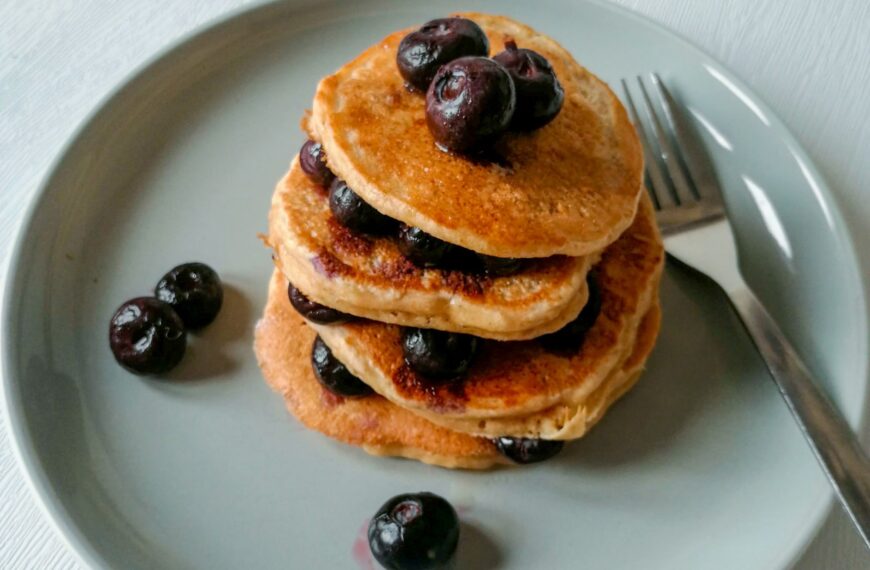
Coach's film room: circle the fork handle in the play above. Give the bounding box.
[729,287,870,547]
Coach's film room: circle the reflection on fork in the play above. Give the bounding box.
[621,73,870,548]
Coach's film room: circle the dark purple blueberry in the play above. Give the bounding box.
[311,336,373,397]
[479,254,524,277]
[540,274,602,352]
[329,179,397,235]
[109,297,186,375]
[401,328,478,381]
[426,56,516,153]
[288,283,352,324]
[299,139,335,186]
[494,436,565,464]
[493,40,564,130]
[154,262,223,329]
[397,225,458,268]
[368,492,459,570]
[396,17,489,91]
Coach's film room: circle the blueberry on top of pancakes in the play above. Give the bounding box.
[311,336,373,397]
[397,225,459,269]
[328,178,397,235]
[493,40,564,130]
[288,282,352,325]
[426,56,516,153]
[396,17,489,91]
[494,436,565,464]
[401,327,479,381]
[299,139,335,186]
[478,254,525,277]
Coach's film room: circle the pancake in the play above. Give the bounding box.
[313,193,664,423]
[413,302,660,440]
[309,12,643,258]
[255,270,660,467]
[255,270,506,470]
[267,157,599,341]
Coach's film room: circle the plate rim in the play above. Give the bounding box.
[2,0,866,568]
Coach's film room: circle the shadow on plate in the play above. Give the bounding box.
[22,356,88,498]
[456,520,504,570]
[165,283,252,382]
[559,264,763,468]
[19,356,188,567]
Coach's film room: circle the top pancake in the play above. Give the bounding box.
[310,12,643,258]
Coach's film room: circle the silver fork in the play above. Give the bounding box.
[623,73,870,547]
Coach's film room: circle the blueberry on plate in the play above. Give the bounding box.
[426,56,516,153]
[288,282,352,324]
[109,297,186,375]
[311,336,373,397]
[493,40,564,130]
[396,17,489,91]
[299,139,335,187]
[329,178,397,235]
[540,274,602,352]
[155,262,223,329]
[368,492,460,570]
[494,436,565,464]
[397,225,457,268]
[401,328,478,381]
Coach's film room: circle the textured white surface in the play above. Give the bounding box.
[1,0,868,568]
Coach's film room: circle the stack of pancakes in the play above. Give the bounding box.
[255,13,664,469]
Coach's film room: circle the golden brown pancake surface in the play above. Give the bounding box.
[267,157,597,340]
[310,13,643,258]
[255,270,506,470]
[314,194,664,421]
[414,302,661,440]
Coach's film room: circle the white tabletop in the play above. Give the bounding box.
[1,0,868,568]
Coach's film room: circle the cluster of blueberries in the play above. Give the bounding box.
[398,17,565,152]
[109,263,224,375]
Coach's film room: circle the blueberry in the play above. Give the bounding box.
[299,139,335,186]
[479,254,524,277]
[401,328,478,381]
[368,492,460,570]
[426,56,516,153]
[329,179,397,235]
[154,262,223,329]
[311,336,373,397]
[288,283,352,324]
[540,274,602,352]
[109,297,186,375]
[396,17,489,91]
[397,225,458,268]
[494,436,565,464]
[493,40,564,130]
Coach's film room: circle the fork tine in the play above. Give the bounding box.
[620,79,675,210]
[650,73,724,206]
[637,76,697,206]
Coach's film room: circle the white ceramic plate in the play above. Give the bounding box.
[3,1,867,568]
